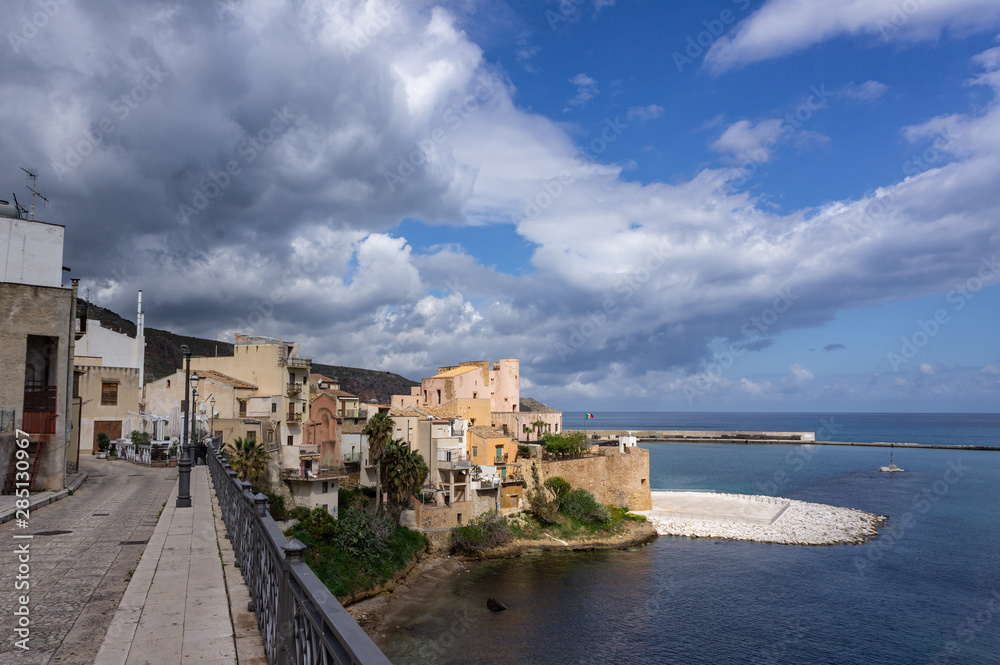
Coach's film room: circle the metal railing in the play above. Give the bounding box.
[208,443,392,665]
[343,452,362,463]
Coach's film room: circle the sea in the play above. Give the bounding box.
[376,413,1000,665]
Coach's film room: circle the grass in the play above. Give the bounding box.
[285,509,427,599]
[509,505,645,542]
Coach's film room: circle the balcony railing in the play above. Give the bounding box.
[23,384,57,412]
[209,445,391,665]
[298,445,319,456]
[286,412,302,423]
[343,452,362,463]
[286,382,302,395]
[340,409,367,419]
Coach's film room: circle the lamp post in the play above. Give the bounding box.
[176,347,193,508]
[210,396,216,443]
[190,376,200,465]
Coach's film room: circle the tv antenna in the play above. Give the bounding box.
[21,167,48,220]
[11,192,28,219]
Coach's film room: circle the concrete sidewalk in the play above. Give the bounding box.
[94,465,265,665]
[0,469,89,525]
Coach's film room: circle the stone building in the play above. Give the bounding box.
[0,212,76,491]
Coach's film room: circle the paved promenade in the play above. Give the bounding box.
[0,457,176,664]
[0,457,266,665]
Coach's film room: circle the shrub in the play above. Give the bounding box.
[290,506,312,521]
[96,433,110,453]
[526,463,558,524]
[266,491,290,521]
[339,487,370,511]
[561,488,609,526]
[296,507,339,541]
[542,431,586,458]
[130,430,151,447]
[517,444,531,459]
[544,476,572,507]
[451,511,512,555]
[336,506,395,560]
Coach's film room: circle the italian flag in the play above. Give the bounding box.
[586,413,595,419]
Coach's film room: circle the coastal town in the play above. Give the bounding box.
[1,204,896,662]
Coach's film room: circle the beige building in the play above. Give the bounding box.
[0,213,76,491]
[73,300,146,452]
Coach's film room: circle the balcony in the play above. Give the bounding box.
[22,384,57,434]
[438,450,471,468]
[286,382,302,395]
[340,409,367,419]
[286,412,302,423]
[299,445,320,457]
[343,452,362,464]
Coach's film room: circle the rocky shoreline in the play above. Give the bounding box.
[642,495,887,546]
[476,520,658,559]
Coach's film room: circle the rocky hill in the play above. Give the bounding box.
[76,301,418,404]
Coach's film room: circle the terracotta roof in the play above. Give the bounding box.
[197,370,257,390]
[310,373,336,382]
[342,423,366,434]
[468,425,509,439]
[327,389,358,399]
[415,405,460,420]
[390,407,422,418]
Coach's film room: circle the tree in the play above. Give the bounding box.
[225,436,269,483]
[381,438,428,508]
[363,411,394,511]
[532,419,547,441]
[543,431,586,458]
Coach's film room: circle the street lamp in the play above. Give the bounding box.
[191,375,200,465]
[176,347,194,508]
[210,396,216,444]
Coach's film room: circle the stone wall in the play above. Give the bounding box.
[525,447,652,511]
[413,499,473,529]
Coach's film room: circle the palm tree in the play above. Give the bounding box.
[381,438,429,507]
[363,411,394,510]
[532,419,546,441]
[522,424,531,441]
[225,436,269,483]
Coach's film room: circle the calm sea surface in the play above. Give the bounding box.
[377,413,1000,665]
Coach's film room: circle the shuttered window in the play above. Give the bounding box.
[101,382,118,405]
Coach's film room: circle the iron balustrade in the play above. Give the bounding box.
[207,442,392,665]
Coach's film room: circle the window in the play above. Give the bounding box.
[101,382,118,406]
[473,446,478,457]
[246,431,256,442]
[272,402,277,413]
[238,400,247,417]
[436,389,441,403]
[472,392,477,399]
[166,380,170,388]
[267,430,274,443]
[321,481,328,493]
[287,435,293,446]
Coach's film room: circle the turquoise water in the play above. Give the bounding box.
[378,416,1000,665]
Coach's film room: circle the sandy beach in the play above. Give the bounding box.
[635,490,886,545]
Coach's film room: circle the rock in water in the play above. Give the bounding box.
[487,597,507,612]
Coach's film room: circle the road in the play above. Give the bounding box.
[0,456,177,665]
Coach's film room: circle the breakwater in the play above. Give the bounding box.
[570,429,1000,451]
[639,490,886,546]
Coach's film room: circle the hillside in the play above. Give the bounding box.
[76,301,418,404]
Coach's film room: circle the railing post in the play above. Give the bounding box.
[279,539,308,665]
[253,492,269,517]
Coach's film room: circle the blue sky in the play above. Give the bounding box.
[2,0,999,412]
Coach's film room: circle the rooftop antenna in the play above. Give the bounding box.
[21,167,48,220]
[11,192,27,219]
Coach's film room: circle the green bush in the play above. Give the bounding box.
[96,433,110,453]
[542,431,587,458]
[290,506,312,521]
[561,488,609,526]
[517,444,531,458]
[451,511,512,555]
[526,463,558,524]
[339,487,370,511]
[130,430,151,447]
[544,476,572,507]
[266,491,290,521]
